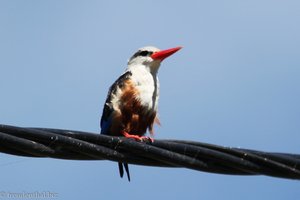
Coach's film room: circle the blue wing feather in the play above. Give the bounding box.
[100,113,112,134]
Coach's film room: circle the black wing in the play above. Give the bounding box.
[100,71,132,134]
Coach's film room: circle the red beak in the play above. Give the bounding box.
[151,46,182,61]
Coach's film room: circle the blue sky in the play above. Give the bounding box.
[0,0,299,199]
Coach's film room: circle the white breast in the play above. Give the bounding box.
[129,67,160,112]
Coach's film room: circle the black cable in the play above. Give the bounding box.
[0,124,299,180]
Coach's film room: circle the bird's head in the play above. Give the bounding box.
[127,46,182,74]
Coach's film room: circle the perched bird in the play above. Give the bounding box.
[100,46,182,181]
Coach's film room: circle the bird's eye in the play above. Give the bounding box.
[130,50,153,60]
[139,51,151,56]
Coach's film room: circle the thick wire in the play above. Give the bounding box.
[0,124,299,180]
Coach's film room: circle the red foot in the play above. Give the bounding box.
[122,131,154,143]
[140,136,154,143]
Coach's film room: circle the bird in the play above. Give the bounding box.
[100,45,182,181]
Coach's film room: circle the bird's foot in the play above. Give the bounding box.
[122,131,154,143]
[140,136,154,143]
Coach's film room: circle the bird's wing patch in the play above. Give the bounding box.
[100,71,132,134]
